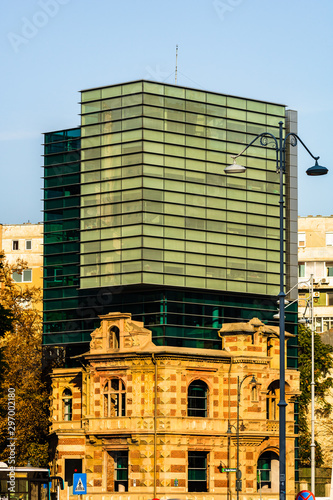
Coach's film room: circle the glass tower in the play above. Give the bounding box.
[43,80,298,363]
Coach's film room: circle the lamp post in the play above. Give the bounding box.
[299,275,315,493]
[227,374,257,500]
[310,276,315,494]
[225,121,328,500]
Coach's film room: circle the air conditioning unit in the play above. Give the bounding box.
[313,291,320,298]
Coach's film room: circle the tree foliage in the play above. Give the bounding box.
[298,323,333,467]
[0,255,49,466]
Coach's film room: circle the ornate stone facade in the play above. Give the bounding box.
[49,313,299,500]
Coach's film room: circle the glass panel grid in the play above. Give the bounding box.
[80,78,284,290]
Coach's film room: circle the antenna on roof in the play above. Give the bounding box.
[175,45,178,85]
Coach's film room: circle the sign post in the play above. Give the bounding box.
[73,473,87,497]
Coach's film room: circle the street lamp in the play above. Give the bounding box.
[225,121,328,500]
[227,374,257,500]
[298,275,315,494]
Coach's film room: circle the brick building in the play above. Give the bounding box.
[49,312,299,500]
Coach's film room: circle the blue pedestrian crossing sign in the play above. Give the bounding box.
[73,473,87,495]
[296,490,315,500]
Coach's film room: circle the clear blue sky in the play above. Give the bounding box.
[1,0,332,223]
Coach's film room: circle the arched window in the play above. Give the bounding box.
[104,379,126,417]
[109,326,120,349]
[251,384,258,402]
[62,388,72,421]
[266,381,279,420]
[188,380,208,417]
[257,451,279,492]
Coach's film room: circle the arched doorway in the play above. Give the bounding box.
[257,450,279,492]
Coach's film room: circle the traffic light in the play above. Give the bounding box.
[236,479,242,491]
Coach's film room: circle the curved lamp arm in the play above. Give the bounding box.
[283,132,319,161]
[231,132,279,161]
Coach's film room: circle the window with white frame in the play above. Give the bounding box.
[326,233,333,246]
[306,261,325,280]
[298,262,305,278]
[326,262,333,277]
[12,240,19,250]
[25,240,32,250]
[315,316,333,333]
[298,232,306,247]
[12,269,32,282]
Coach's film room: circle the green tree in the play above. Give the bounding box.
[0,255,49,466]
[298,323,333,466]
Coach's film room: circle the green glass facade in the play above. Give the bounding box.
[80,81,284,295]
[43,128,81,355]
[43,80,298,364]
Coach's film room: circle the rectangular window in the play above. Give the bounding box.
[323,317,330,332]
[315,317,322,333]
[12,269,32,283]
[12,240,19,250]
[188,451,208,492]
[298,262,305,278]
[327,293,333,306]
[298,233,306,247]
[106,451,128,492]
[314,317,333,333]
[25,240,32,250]
[326,262,333,277]
[326,233,333,246]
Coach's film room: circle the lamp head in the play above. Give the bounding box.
[224,158,246,174]
[249,375,257,385]
[298,318,309,324]
[306,159,328,176]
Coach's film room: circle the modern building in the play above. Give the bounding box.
[298,216,333,332]
[43,80,299,365]
[49,312,300,500]
[0,223,43,305]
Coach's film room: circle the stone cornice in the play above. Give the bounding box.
[85,351,271,366]
[50,368,84,378]
[95,365,130,371]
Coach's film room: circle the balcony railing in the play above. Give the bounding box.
[51,416,295,436]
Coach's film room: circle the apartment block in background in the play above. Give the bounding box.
[298,216,333,332]
[0,222,43,293]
